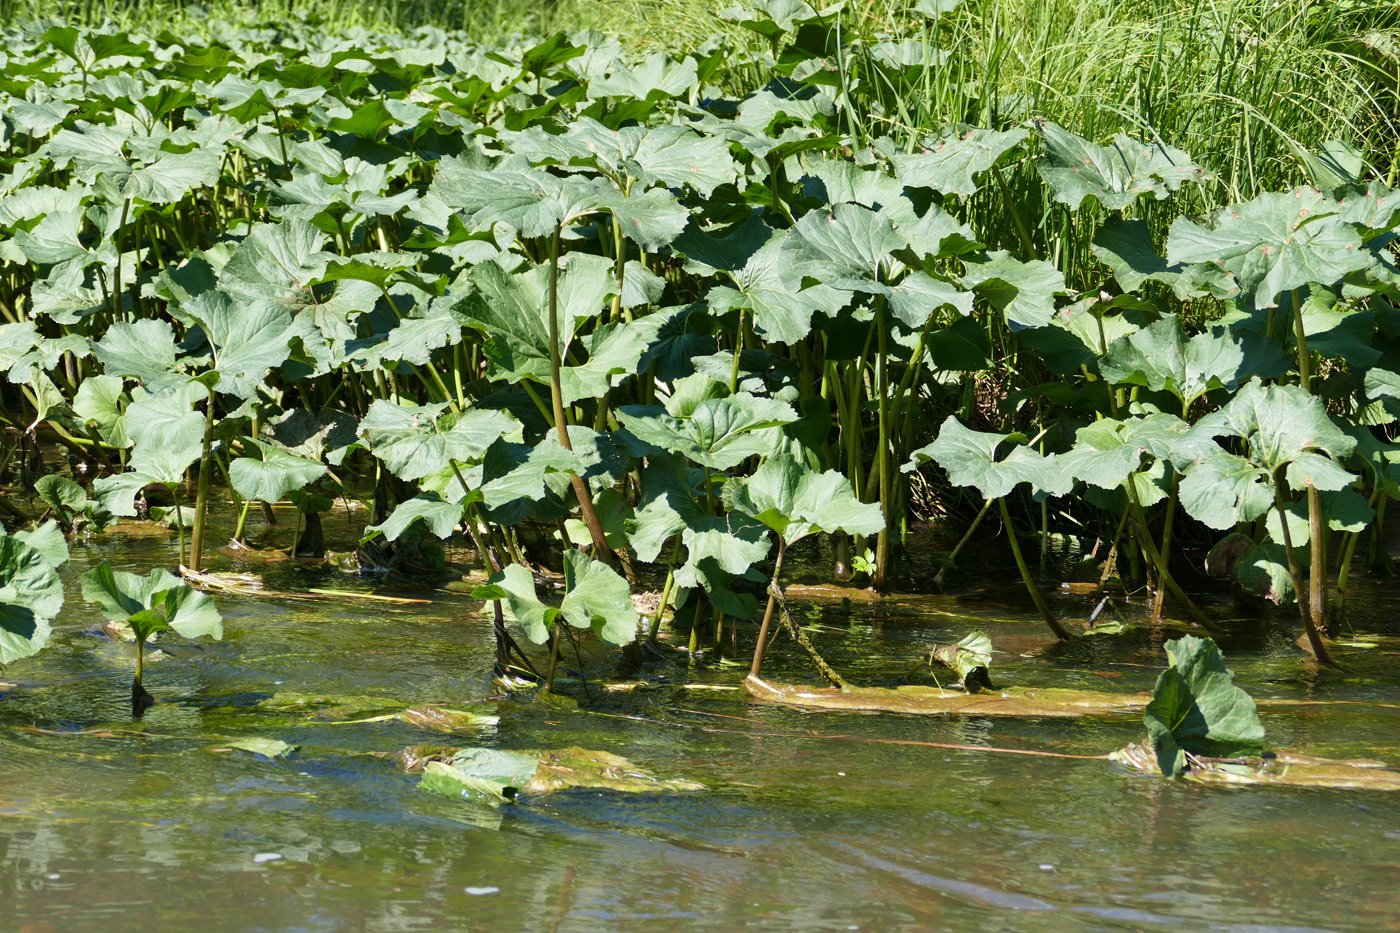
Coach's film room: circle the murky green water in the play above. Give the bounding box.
[4,516,1400,932]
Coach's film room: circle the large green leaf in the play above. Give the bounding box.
[789,203,903,293]
[726,452,883,543]
[80,561,222,643]
[0,533,64,664]
[626,452,703,561]
[617,394,796,470]
[558,549,637,644]
[509,118,735,197]
[365,492,467,543]
[218,219,332,308]
[703,228,847,344]
[904,416,1068,498]
[458,255,621,401]
[1143,636,1263,777]
[1059,414,1190,490]
[432,154,606,238]
[93,318,188,392]
[1035,121,1209,211]
[1177,448,1274,530]
[1188,379,1356,488]
[474,550,636,645]
[1099,315,1246,407]
[891,125,1027,198]
[184,290,296,400]
[1165,189,1373,308]
[960,251,1064,330]
[230,438,328,503]
[360,400,516,481]
[72,374,130,448]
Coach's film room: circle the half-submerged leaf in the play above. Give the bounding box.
[1143,636,1263,777]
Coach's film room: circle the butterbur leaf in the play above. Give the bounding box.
[1188,379,1355,486]
[475,551,636,645]
[677,514,772,587]
[80,561,222,643]
[726,453,883,543]
[1034,121,1210,211]
[789,203,903,293]
[432,154,605,238]
[73,374,130,448]
[473,565,557,644]
[360,400,516,481]
[892,125,1027,197]
[14,522,70,569]
[230,439,328,503]
[1143,636,1263,777]
[1100,315,1245,406]
[183,291,296,400]
[1059,414,1190,490]
[367,493,472,543]
[1165,189,1372,308]
[94,318,187,392]
[904,416,1067,499]
[559,549,637,644]
[1177,448,1274,530]
[617,394,796,470]
[960,251,1064,330]
[0,532,66,664]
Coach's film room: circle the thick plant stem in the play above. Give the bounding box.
[1307,483,1328,631]
[173,492,187,567]
[873,300,892,590]
[188,385,216,572]
[750,538,786,678]
[1273,472,1336,667]
[729,306,744,394]
[993,165,1036,260]
[1150,474,1180,622]
[544,631,562,693]
[547,222,614,567]
[1292,289,1329,632]
[998,497,1074,640]
[1126,485,1225,636]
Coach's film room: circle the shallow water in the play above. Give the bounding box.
[4,513,1400,932]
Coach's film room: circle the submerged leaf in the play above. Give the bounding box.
[1143,636,1264,777]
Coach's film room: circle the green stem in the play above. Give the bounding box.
[1126,482,1225,635]
[874,300,892,590]
[188,385,216,572]
[999,497,1073,640]
[1272,469,1336,667]
[547,222,614,566]
[993,164,1036,260]
[729,306,744,394]
[172,489,186,568]
[750,538,786,678]
[1291,289,1328,633]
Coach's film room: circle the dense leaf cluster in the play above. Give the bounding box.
[5,1,1400,665]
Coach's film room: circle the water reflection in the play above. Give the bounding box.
[0,521,1399,930]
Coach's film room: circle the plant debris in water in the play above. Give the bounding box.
[406,746,704,804]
